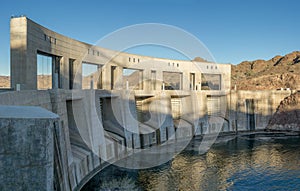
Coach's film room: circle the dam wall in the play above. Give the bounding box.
[2,16,293,190]
[229,90,292,131]
[0,89,292,190]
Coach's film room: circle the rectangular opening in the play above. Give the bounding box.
[37,51,62,90]
[37,53,52,90]
[101,97,125,138]
[111,66,117,90]
[171,98,181,120]
[135,97,152,123]
[163,72,182,90]
[151,70,156,90]
[246,99,255,131]
[69,59,75,89]
[207,95,221,116]
[82,62,101,89]
[123,68,143,90]
[190,73,195,90]
[201,74,221,90]
[66,100,77,131]
[136,98,143,123]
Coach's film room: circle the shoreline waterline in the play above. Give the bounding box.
[81,130,300,190]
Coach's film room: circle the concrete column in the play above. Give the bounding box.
[10,17,28,90]
[0,106,59,191]
[156,71,163,90]
[156,93,174,141]
[115,66,123,90]
[182,71,189,90]
[72,59,82,89]
[101,63,111,90]
[61,56,70,89]
[53,73,59,89]
[195,73,202,91]
[143,69,151,91]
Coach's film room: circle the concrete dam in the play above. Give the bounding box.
[0,16,294,191]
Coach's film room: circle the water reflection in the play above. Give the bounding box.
[83,135,300,191]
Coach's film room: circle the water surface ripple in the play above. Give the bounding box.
[84,135,300,191]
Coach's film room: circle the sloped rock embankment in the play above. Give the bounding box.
[267,92,300,131]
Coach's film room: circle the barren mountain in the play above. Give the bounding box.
[0,75,52,89]
[232,51,300,90]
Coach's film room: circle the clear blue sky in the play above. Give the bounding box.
[0,0,299,75]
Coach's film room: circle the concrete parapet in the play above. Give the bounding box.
[0,106,58,191]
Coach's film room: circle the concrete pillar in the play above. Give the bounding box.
[195,72,202,91]
[10,17,28,90]
[182,71,189,90]
[143,69,151,91]
[72,59,82,89]
[61,56,70,89]
[53,73,59,89]
[115,66,123,90]
[156,71,163,90]
[0,106,59,191]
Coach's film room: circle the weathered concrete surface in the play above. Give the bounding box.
[0,106,58,191]
[0,88,293,190]
[228,90,292,131]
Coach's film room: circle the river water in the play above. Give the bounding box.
[83,134,300,191]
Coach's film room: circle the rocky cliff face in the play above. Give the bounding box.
[232,51,300,90]
[267,92,300,131]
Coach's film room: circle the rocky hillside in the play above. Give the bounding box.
[0,76,10,88]
[267,92,300,131]
[232,51,300,90]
